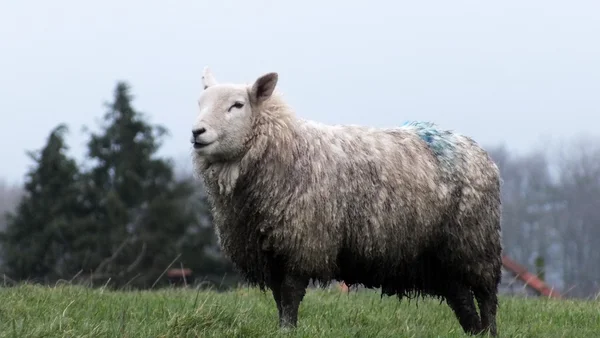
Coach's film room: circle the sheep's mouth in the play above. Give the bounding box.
[193,141,213,149]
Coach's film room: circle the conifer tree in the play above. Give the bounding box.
[80,82,199,287]
[0,124,84,281]
[0,82,240,288]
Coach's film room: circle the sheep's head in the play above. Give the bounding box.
[192,67,278,162]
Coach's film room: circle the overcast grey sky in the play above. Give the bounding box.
[2,0,599,183]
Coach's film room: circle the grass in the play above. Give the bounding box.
[0,284,598,338]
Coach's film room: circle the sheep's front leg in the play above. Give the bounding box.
[271,283,283,319]
[271,273,308,328]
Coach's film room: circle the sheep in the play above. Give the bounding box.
[190,67,503,336]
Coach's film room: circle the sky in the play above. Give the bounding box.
[1,0,599,183]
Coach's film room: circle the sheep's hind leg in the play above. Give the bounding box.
[473,282,499,337]
[445,283,482,335]
[270,272,308,328]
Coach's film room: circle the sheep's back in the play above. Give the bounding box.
[246,121,463,276]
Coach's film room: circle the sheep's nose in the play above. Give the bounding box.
[192,128,206,137]
[190,128,207,144]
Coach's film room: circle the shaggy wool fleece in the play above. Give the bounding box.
[192,83,502,292]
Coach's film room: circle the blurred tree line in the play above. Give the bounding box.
[0,82,239,290]
[488,140,600,298]
[0,81,599,297]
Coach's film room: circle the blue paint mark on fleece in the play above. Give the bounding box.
[401,121,457,168]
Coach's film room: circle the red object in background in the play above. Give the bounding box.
[502,256,562,299]
[167,268,193,286]
[167,268,192,278]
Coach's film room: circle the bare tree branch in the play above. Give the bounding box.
[93,237,130,275]
[123,242,147,275]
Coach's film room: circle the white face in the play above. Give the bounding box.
[191,68,278,163]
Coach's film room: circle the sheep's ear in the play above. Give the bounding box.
[202,67,217,89]
[250,72,278,104]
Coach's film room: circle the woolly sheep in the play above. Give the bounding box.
[190,68,503,336]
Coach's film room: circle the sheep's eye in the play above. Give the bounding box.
[228,102,244,112]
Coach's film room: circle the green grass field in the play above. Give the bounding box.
[0,284,597,338]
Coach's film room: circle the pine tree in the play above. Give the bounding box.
[79,82,201,288]
[0,82,240,288]
[0,124,84,281]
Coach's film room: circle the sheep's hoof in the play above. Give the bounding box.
[278,319,297,330]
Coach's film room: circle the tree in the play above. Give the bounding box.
[551,136,600,297]
[488,139,600,298]
[487,145,561,289]
[78,82,214,288]
[0,124,85,281]
[0,82,240,289]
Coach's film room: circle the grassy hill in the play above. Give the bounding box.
[0,284,597,337]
